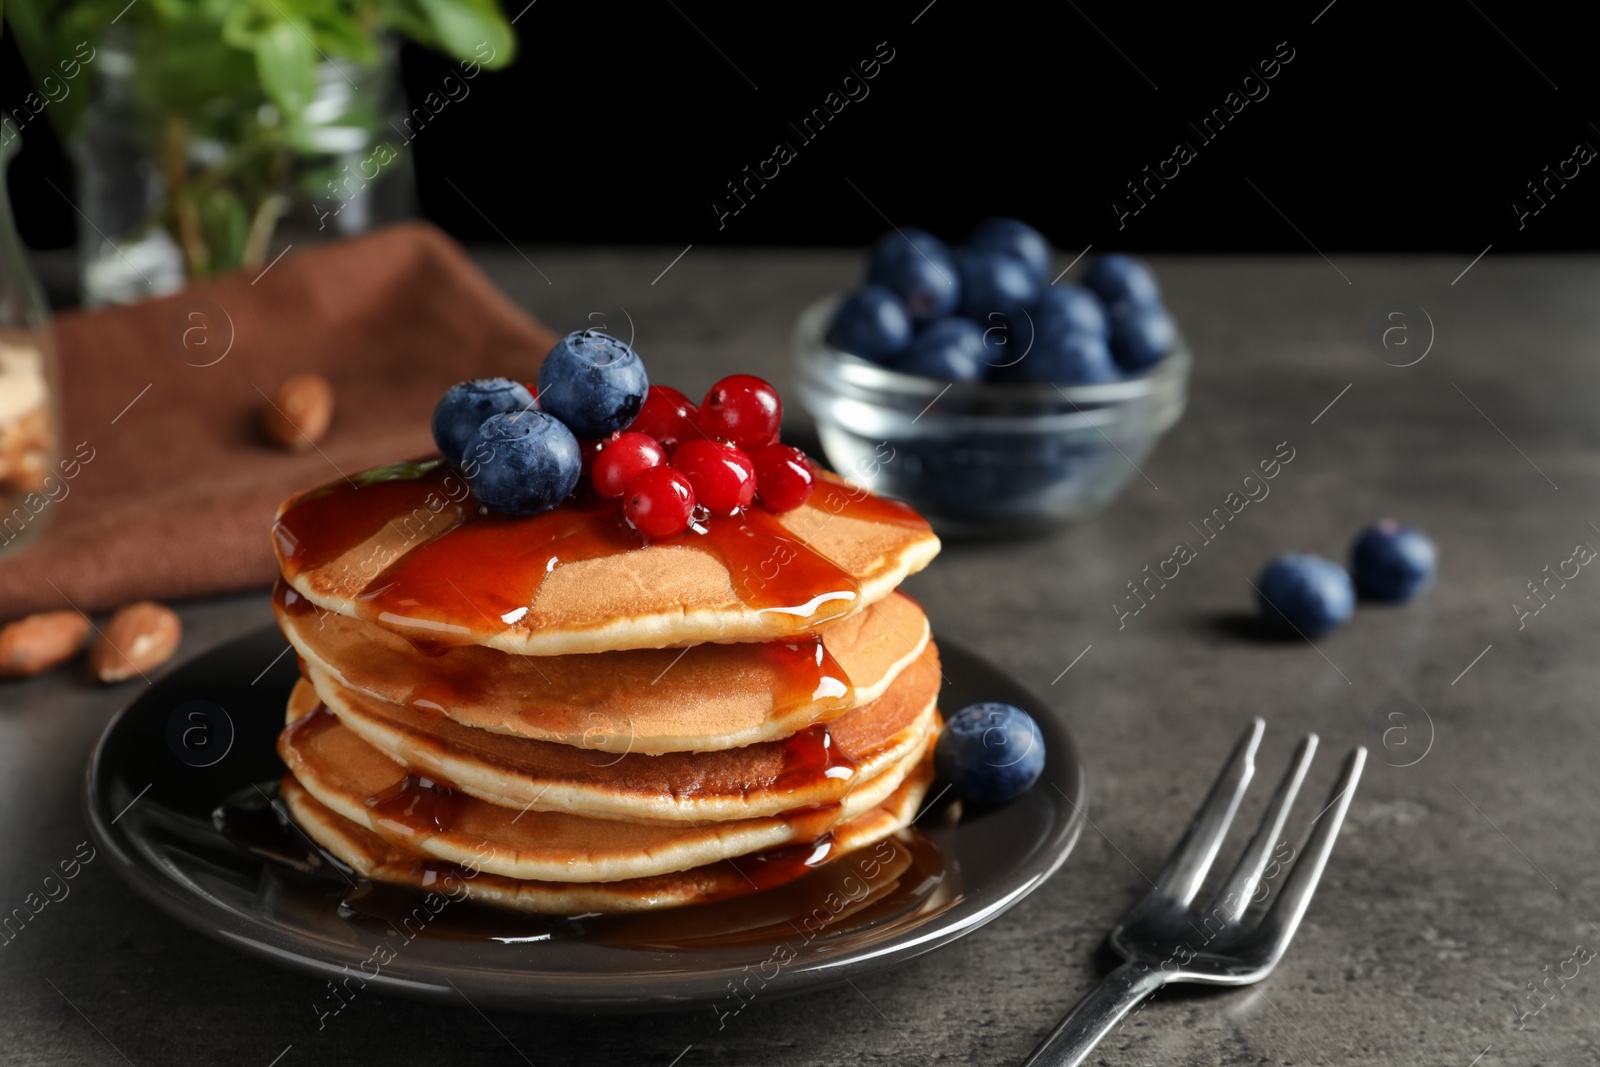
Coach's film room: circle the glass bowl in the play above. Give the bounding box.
[793,294,1189,537]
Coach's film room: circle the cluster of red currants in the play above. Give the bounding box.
[585,375,816,538]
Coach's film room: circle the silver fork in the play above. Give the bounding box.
[1021,718,1366,1067]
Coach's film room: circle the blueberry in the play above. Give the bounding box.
[828,286,913,364]
[956,250,1041,321]
[893,317,987,381]
[868,432,1106,524]
[1256,554,1355,636]
[1082,254,1161,310]
[867,228,960,321]
[536,330,650,439]
[966,217,1051,283]
[461,410,582,516]
[995,331,1119,385]
[1108,304,1175,372]
[1350,520,1437,601]
[431,378,536,465]
[974,312,1020,367]
[935,702,1046,806]
[1032,284,1109,339]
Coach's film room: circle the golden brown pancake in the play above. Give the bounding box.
[278,581,931,753]
[279,756,932,913]
[272,461,940,656]
[299,642,940,822]
[277,699,935,883]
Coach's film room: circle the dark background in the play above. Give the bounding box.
[5,0,1595,253]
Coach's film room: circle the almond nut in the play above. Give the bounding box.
[262,374,334,451]
[0,611,91,678]
[90,602,182,682]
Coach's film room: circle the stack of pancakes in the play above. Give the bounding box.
[270,460,943,912]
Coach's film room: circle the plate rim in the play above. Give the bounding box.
[83,625,1087,1012]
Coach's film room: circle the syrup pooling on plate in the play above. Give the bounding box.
[313,821,952,950]
[583,829,952,950]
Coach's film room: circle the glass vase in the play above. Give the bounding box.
[0,115,63,556]
[75,27,414,307]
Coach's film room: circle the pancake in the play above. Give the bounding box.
[301,641,941,822]
[277,699,935,883]
[278,581,931,753]
[272,461,940,656]
[279,755,933,913]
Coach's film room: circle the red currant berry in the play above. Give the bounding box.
[623,466,695,539]
[700,374,782,451]
[751,444,815,512]
[629,385,702,454]
[591,432,666,498]
[671,439,756,515]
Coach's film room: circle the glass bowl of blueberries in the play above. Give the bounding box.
[794,218,1189,536]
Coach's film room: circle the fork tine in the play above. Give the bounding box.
[1207,733,1318,923]
[1147,717,1264,908]
[1252,746,1367,961]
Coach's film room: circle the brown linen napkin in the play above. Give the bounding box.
[0,222,557,621]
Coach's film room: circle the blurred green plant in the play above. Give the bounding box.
[4,0,515,276]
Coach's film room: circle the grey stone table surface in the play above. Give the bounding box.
[4,249,1598,1067]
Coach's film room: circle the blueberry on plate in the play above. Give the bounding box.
[828,286,913,364]
[1032,283,1109,339]
[1082,254,1161,310]
[994,331,1119,385]
[894,317,988,381]
[867,228,961,321]
[966,217,1052,283]
[432,378,536,465]
[1351,520,1437,601]
[935,702,1046,806]
[462,410,582,516]
[536,330,650,439]
[1108,304,1175,373]
[956,250,1041,321]
[1256,554,1355,636]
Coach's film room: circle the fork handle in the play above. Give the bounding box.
[1019,961,1168,1067]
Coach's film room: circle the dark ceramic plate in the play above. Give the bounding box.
[85,625,1086,1012]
